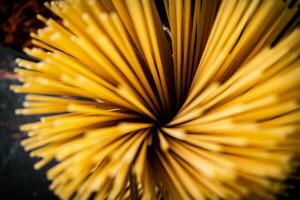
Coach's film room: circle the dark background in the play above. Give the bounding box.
[0,0,300,200]
[0,0,63,199]
[0,48,58,200]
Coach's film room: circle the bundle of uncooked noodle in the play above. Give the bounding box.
[11,0,300,199]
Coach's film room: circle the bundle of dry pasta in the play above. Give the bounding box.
[11,0,300,199]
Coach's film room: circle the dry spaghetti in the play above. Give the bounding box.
[11,0,300,199]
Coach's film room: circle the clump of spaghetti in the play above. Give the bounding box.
[11,0,300,199]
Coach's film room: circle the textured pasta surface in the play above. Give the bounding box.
[12,0,300,199]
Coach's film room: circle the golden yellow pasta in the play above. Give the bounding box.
[11,0,300,199]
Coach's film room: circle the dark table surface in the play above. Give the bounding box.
[0,47,58,200]
[0,47,299,200]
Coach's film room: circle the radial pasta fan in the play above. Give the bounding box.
[10,0,300,199]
